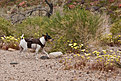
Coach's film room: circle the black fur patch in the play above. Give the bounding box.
[25,38,45,48]
[27,42,32,48]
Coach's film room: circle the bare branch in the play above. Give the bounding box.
[45,0,53,17]
[10,0,53,24]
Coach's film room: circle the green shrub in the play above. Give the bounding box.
[43,8,102,52]
[0,17,13,36]
[110,19,121,35]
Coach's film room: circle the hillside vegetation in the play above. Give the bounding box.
[0,0,121,73]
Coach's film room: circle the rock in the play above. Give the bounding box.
[86,71,89,74]
[49,52,63,58]
[10,62,18,65]
[8,48,16,51]
[40,56,50,59]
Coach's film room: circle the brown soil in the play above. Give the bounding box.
[0,49,121,81]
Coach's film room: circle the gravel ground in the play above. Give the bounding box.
[0,49,121,81]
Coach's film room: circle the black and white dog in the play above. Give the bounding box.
[19,33,53,59]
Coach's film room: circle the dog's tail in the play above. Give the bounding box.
[20,34,24,39]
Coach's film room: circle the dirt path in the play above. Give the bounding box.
[0,50,77,81]
[0,49,121,81]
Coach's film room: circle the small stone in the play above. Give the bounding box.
[79,75,81,77]
[46,79,48,81]
[86,71,89,74]
[79,72,82,74]
[13,65,15,67]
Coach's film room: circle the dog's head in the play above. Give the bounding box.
[43,33,53,42]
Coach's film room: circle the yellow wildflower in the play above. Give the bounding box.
[81,44,84,46]
[97,52,100,54]
[117,50,120,53]
[106,62,109,65]
[100,60,102,62]
[6,37,10,39]
[115,58,119,62]
[69,58,71,60]
[109,50,113,52]
[111,59,114,61]
[67,40,70,42]
[108,34,112,36]
[85,50,89,53]
[100,57,103,59]
[7,40,10,42]
[105,55,108,57]
[118,40,121,42]
[81,56,85,58]
[79,44,84,48]
[118,35,121,37]
[85,53,91,56]
[84,53,88,56]
[107,59,110,62]
[95,56,102,59]
[93,51,97,54]
[88,53,91,56]
[73,43,77,46]
[87,57,90,60]
[96,53,99,56]
[1,37,4,40]
[69,44,73,46]
[118,56,120,58]
[110,63,113,66]
[110,56,115,59]
[74,46,78,49]
[112,52,115,55]
[113,55,116,57]
[14,44,17,46]
[73,55,77,57]
[71,46,73,48]
[102,50,106,54]
[81,49,85,52]
[77,54,80,56]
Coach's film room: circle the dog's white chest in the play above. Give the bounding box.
[40,37,46,45]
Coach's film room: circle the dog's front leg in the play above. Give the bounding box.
[42,49,49,57]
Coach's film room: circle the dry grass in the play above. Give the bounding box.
[88,60,117,72]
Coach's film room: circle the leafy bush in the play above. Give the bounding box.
[45,9,102,52]
[110,19,121,35]
[0,17,13,36]
[101,34,121,46]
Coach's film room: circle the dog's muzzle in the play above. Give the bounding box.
[48,39,54,42]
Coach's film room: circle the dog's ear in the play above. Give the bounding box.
[46,33,48,35]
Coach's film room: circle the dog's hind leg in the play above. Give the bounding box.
[22,47,28,58]
[19,46,23,53]
[35,45,41,60]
